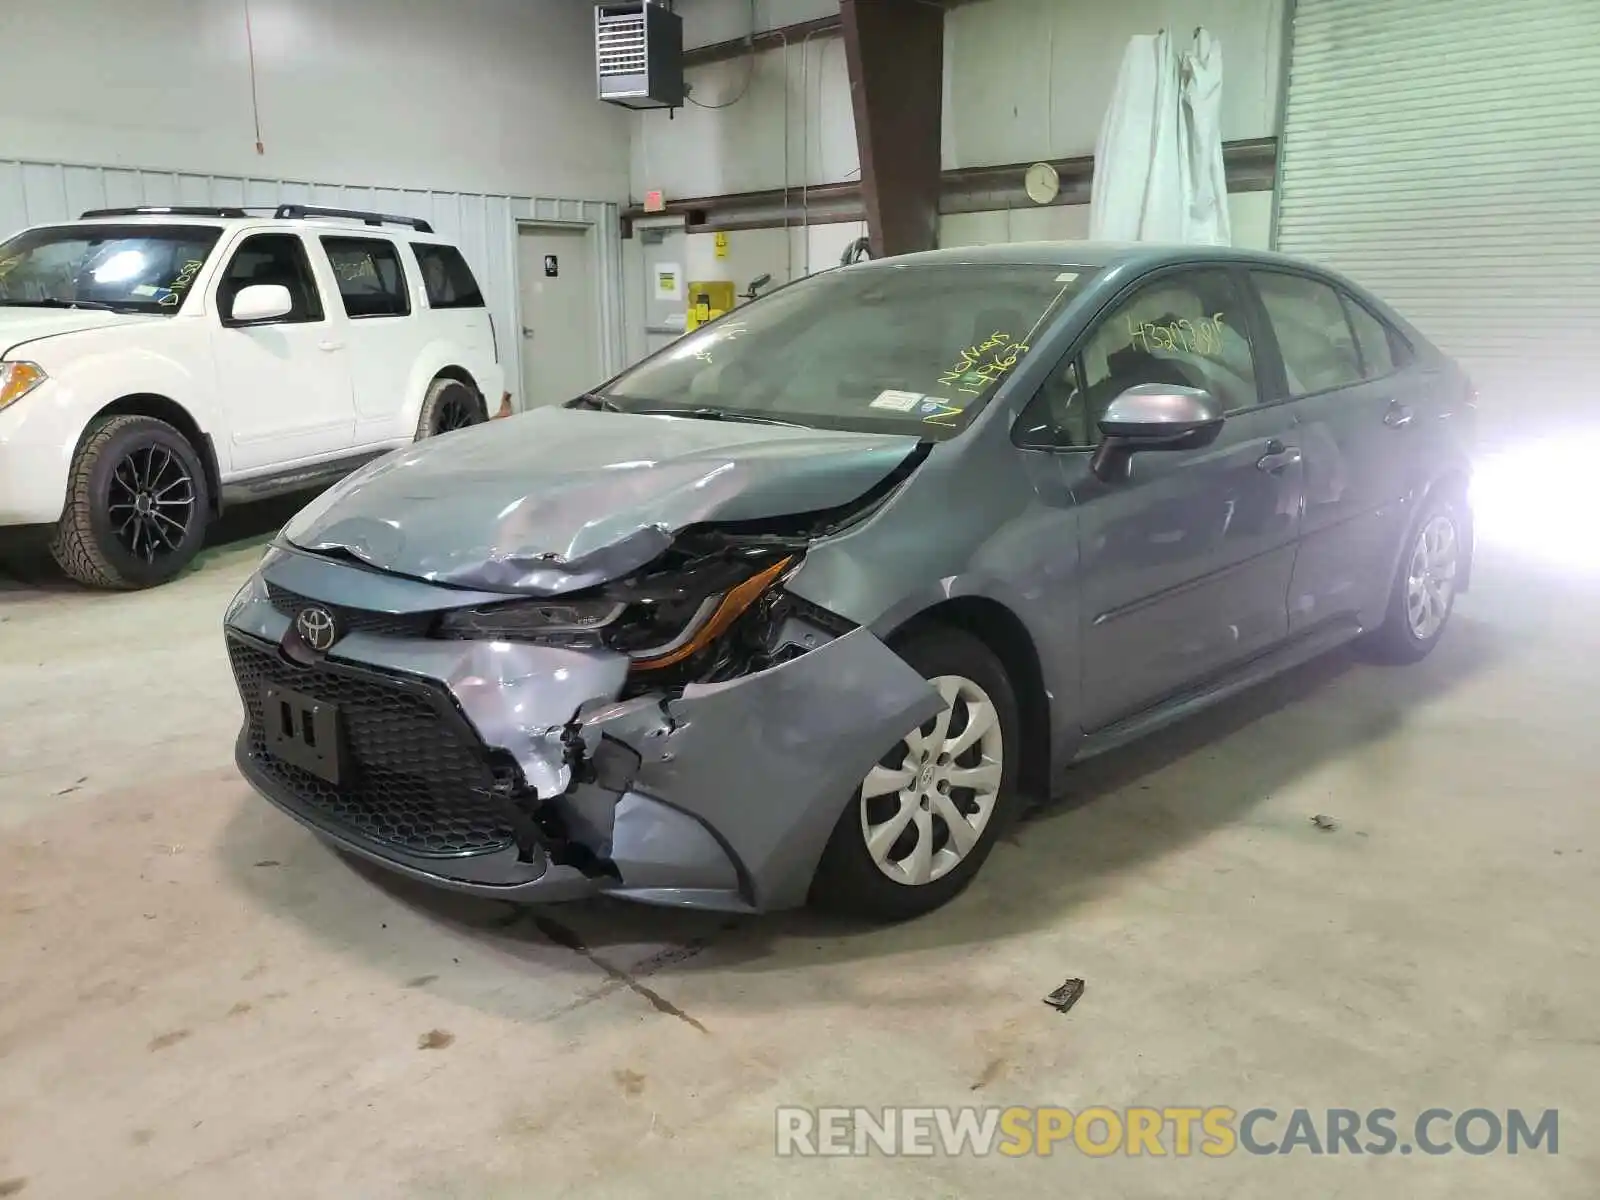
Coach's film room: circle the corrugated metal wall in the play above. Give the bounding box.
[0,157,625,410]
[1274,0,1600,418]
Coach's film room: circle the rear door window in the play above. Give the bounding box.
[1251,271,1363,397]
[1342,295,1403,380]
[412,243,484,309]
[321,236,410,318]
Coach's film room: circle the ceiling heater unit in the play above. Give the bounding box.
[596,1,684,110]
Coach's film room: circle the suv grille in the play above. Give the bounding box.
[265,583,435,640]
[228,634,518,858]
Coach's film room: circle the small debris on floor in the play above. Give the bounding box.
[417,1028,454,1050]
[1310,814,1338,832]
[53,777,88,796]
[613,1068,647,1096]
[147,1029,191,1052]
[1043,978,1085,1014]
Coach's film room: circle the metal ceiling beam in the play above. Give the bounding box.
[841,0,945,257]
[681,15,840,69]
[619,139,1280,236]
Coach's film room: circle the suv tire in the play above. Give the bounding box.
[49,414,211,590]
[415,377,485,439]
[810,626,1022,921]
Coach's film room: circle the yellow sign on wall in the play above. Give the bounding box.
[714,231,729,259]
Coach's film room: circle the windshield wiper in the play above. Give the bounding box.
[569,391,625,413]
[632,405,806,429]
[0,297,134,313]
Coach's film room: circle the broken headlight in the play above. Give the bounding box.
[436,552,795,669]
[437,598,627,647]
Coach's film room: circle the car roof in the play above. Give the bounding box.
[853,239,1325,274]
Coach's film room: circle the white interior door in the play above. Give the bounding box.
[516,224,600,409]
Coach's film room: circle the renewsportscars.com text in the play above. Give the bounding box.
[775,1106,1559,1158]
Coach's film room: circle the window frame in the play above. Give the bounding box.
[215,231,325,328]
[1245,267,1418,404]
[319,234,412,320]
[1339,289,1411,384]
[1012,262,1275,453]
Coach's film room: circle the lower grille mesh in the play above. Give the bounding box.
[228,636,516,857]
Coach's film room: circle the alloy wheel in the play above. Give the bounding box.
[859,674,1005,887]
[1405,513,1459,640]
[106,445,196,563]
[434,393,478,433]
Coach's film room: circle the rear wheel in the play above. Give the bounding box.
[1360,490,1466,663]
[415,376,485,439]
[811,627,1021,920]
[49,414,210,589]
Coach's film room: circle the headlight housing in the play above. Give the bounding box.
[437,552,794,670]
[0,361,47,411]
[437,598,627,646]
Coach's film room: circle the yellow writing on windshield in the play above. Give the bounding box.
[159,259,206,306]
[939,330,1030,396]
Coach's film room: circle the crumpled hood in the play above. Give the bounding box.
[284,406,923,594]
[0,308,161,355]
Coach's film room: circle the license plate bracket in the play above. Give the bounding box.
[263,684,343,784]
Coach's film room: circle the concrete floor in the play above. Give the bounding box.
[2,494,1598,1199]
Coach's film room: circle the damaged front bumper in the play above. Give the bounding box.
[224,554,941,912]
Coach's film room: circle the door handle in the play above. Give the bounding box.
[1384,402,1415,428]
[317,340,344,352]
[1256,440,1303,474]
[522,326,535,338]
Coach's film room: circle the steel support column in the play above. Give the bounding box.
[840,0,945,258]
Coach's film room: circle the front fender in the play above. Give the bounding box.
[399,341,499,434]
[0,340,215,523]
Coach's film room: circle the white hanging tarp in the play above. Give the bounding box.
[1179,29,1231,245]
[1089,28,1230,245]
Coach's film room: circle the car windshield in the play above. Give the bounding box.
[600,262,1097,439]
[0,223,223,314]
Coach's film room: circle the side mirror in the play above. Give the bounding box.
[1090,383,1225,482]
[228,283,293,324]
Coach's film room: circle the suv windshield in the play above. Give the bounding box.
[0,224,223,314]
[600,262,1096,439]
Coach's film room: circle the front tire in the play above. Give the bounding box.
[414,376,485,439]
[1360,490,1466,663]
[49,414,211,590]
[810,626,1022,920]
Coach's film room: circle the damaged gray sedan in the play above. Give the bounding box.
[225,243,1474,918]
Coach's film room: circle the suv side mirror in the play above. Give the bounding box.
[1090,383,1225,482]
[228,283,293,324]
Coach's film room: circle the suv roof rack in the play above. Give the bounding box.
[79,206,251,220]
[272,204,434,234]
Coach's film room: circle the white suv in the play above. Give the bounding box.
[0,204,507,588]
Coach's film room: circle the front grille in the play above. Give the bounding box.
[228,635,517,858]
[265,582,435,639]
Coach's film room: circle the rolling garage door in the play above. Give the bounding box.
[1274,0,1600,424]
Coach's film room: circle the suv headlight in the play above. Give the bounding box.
[437,554,794,670]
[0,361,46,411]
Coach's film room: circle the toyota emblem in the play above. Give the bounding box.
[295,605,339,653]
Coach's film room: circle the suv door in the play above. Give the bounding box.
[210,231,354,471]
[1015,266,1304,729]
[316,235,417,446]
[1247,270,1420,633]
